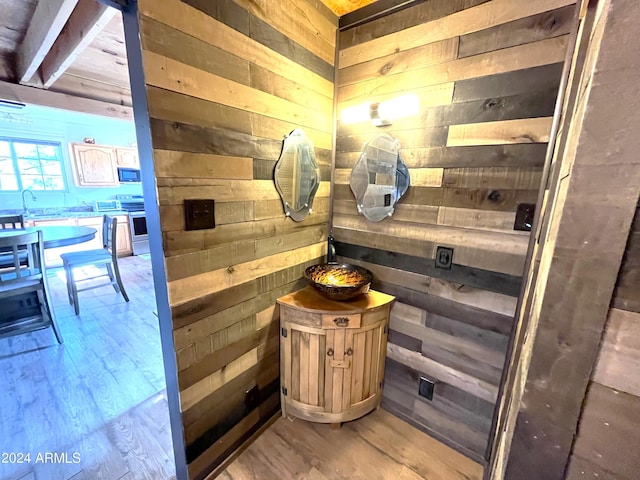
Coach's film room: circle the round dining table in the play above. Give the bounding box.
[0,225,97,249]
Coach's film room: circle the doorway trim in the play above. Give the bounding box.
[115,1,189,479]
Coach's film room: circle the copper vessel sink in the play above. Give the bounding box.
[304,263,373,301]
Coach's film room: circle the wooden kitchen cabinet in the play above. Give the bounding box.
[114,215,132,256]
[115,147,139,169]
[76,216,105,250]
[277,287,394,426]
[30,218,77,267]
[70,143,118,186]
[78,215,131,256]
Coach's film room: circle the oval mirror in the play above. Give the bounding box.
[349,133,410,222]
[274,129,320,222]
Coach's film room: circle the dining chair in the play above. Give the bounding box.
[61,215,129,315]
[0,214,27,269]
[0,230,63,343]
[0,214,24,229]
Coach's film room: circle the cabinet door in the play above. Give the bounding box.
[115,216,132,256]
[34,218,78,267]
[283,321,326,409]
[115,147,139,168]
[76,216,104,251]
[347,321,387,407]
[70,143,118,186]
[324,320,387,413]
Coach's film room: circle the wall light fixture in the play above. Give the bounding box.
[340,94,420,127]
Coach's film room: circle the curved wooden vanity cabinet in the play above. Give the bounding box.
[277,287,395,426]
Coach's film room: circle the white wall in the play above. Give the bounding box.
[0,103,141,210]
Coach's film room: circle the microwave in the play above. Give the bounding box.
[117,167,141,183]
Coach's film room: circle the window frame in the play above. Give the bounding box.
[0,137,68,192]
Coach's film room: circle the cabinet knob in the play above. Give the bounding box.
[345,348,353,356]
[333,317,349,327]
[327,348,334,357]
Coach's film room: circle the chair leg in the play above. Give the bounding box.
[64,264,73,305]
[68,267,80,315]
[112,260,129,302]
[106,263,120,294]
[37,288,63,344]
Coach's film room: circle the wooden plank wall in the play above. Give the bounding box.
[566,205,640,479]
[334,0,575,460]
[135,1,336,478]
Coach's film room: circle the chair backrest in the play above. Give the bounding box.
[0,230,44,286]
[102,215,118,259]
[0,214,25,230]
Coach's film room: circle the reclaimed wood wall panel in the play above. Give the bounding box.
[612,205,640,313]
[335,0,571,460]
[566,205,640,479]
[497,0,640,476]
[137,0,336,477]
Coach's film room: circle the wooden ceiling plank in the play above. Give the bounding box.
[16,0,79,84]
[0,79,132,121]
[41,0,117,88]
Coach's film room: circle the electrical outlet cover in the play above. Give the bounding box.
[514,203,536,231]
[184,199,215,231]
[435,246,453,269]
[419,376,435,400]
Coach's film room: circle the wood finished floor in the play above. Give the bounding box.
[219,408,484,480]
[0,255,483,480]
[0,256,175,480]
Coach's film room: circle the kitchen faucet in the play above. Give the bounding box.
[22,189,37,216]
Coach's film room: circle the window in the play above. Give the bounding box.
[0,138,66,191]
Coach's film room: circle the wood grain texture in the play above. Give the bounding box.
[612,206,640,313]
[138,0,334,98]
[0,257,174,480]
[338,0,573,67]
[592,308,640,397]
[458,5,575,58]
[143,52,332,133]
[498,1,640,478]
[339,0,488,49]
[218,408,483,480]
[338,36,569,102]
[570,383,640,480]
[182,0,334,78]
[387,343,498,403]
[138,0,336,475]
[335,1,568,460]
[446,117,553,146]
[338,38,459,87]
[452,62,564,103]
[233,0,336,63]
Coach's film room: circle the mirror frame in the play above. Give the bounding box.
[273,128,320,222]
[349,133,410,222]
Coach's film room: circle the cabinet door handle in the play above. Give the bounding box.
[333,317,349,327]
[345,348,353,356]
[327,348,334,357]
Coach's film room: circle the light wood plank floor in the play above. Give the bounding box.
[0,256,175,480]
[0,255,483,480]
[219,408,484,480]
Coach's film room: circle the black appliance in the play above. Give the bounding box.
[117,167,141,183]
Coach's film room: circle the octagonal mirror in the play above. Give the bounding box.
[274,129,320,222]
[349,133,410,222]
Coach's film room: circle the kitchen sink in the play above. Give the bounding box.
[26,212,64,218]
